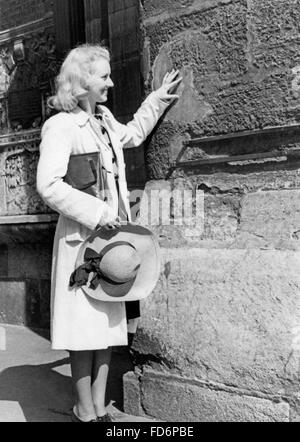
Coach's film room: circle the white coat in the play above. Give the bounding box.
[36,90,169,350]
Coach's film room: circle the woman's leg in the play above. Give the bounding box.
[69,350,97,421]
[92,348,112,417]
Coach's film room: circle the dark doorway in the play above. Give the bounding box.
[53,0,86,58]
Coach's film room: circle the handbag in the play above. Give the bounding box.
[64,152,106,197]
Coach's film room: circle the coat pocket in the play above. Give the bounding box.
[63,217,92,243]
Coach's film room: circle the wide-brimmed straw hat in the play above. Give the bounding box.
[69,223,161,302]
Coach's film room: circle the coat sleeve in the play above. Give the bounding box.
[102,91,171,149]
[36,115,110,230]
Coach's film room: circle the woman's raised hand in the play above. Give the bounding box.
[155,69,183,102]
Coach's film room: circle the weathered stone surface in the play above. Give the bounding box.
[249,0,300,71]
[133,248,300,395]
[8,243,52,279]
[135,182,300,250]
[147,1,247,78]
[0,223,56,244]
[136,179,240,241]
[143,0,235,23]
[139,371,290,422]
[0,278,50,328]
[182,167,300,194]
[142,0,194,20]
[145,122,178,180]
[123,371,144,417]
[152,33,214,123]
[173,128,300,165]
[0,0,53,31]
[147,125,300,181]
[138,0,300,422]
[0,281,26,325]
[236,190,300,249]
[144,0,300,182]
[289,395,300,422]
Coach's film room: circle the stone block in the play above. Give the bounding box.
[249,0,300,69]
[0,0,53,31]
[133,248,300,395]
[0,223,56,245]
[237,190,300,249]
[140,371,290,422]
[0,279,50,328]
[145,0,300,146]
[123,371,144,417]
[135,180,240,244]
[0,281,26,325]
[8,243,52,279]
[142,0,194,21]
[137,182,300,250]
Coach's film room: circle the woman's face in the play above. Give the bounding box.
[87,58,114,104]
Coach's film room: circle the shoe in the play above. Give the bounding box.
[71,409,98,423]
[97,413,113,422]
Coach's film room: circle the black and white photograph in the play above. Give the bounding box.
[0,0,299,425]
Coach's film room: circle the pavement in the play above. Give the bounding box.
[0,324,155,422]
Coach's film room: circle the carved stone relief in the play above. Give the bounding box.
[0,57,10,96]
[0,27,59,134]
[0,23,59,216]
[0,132,52,216]
[0,100,8,132]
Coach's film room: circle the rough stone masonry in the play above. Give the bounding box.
[123,0,300,422]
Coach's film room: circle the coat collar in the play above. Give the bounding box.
[69,105,106,127]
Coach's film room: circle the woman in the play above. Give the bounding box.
[36,44,182,422]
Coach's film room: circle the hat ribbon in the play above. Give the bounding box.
[69,241,137,290]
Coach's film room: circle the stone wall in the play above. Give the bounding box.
[0,1,57,329]
[0,0,53,31]
[123,0,300,422]
[0,130,57,329]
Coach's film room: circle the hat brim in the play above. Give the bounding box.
[74,223,161,302]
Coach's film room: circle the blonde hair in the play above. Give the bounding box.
[48,44,110,112]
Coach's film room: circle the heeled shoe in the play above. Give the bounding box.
[71,408,98,423]
[97,413,113,422]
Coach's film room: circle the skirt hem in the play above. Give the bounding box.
[51,340,128,351]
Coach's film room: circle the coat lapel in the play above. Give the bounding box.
[67,106,131,220]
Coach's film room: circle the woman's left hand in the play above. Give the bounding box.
[155,69,183,102]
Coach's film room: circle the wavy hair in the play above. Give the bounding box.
[48,44,110,112]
